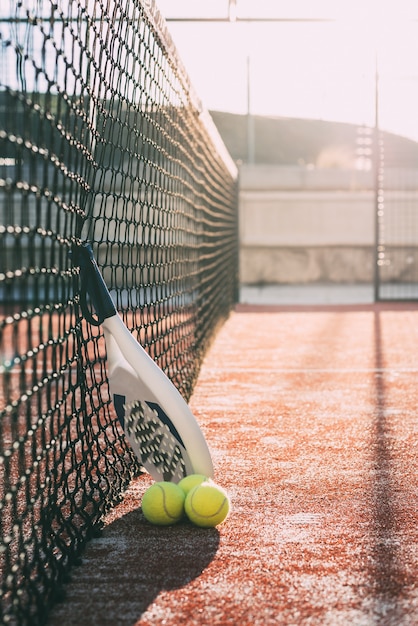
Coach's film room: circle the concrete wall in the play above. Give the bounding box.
[239,165,418,285]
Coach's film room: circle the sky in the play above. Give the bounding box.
[156,0,418,141]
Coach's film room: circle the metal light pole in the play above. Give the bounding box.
[373,52,382,301]
[247,56,255,164]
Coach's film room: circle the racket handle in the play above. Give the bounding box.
[76,242,117,324]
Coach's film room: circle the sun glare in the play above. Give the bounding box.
[159,0,418,141]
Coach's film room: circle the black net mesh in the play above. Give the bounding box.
[0,1,238,624]
[375,127,418,300]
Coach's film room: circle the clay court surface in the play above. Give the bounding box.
[48,302,418,626]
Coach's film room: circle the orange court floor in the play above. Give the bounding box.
[47,301,418,626]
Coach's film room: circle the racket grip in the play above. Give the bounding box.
[76,242,117,324]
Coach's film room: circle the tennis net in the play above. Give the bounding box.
[375,127,418,300]
[0,1,238,624]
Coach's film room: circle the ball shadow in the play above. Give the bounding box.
[68,508,220,624]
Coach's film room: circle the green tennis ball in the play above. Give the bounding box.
[177,473,208,496]
[185,482,230,528]
[141,481,185,526]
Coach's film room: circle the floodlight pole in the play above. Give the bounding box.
[247,56,255,164]
[229,0,237,22]
[373,53,381,302]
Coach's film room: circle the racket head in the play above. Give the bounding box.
[104,323,214,482]
[115,397,195,482]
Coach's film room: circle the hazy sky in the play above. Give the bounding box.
[157,0,418,140]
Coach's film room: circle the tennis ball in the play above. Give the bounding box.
[141,481,185,525]
[177,473,208,496]
[185,482,230,528]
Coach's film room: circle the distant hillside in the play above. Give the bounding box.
[210,111,418,169]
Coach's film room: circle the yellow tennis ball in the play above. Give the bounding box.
[185,482,230,528]
[177,473,208,496]
[141,481,185,525]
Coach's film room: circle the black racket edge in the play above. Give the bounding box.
[70,242,116,327]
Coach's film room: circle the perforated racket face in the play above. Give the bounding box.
[118,397,193,482]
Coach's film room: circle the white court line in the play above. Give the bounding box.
[201,367,418,374]
[3,366,418,377]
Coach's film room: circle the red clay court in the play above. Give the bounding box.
[48,301,418,626]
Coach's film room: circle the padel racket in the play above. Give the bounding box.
[76,242,214,483]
